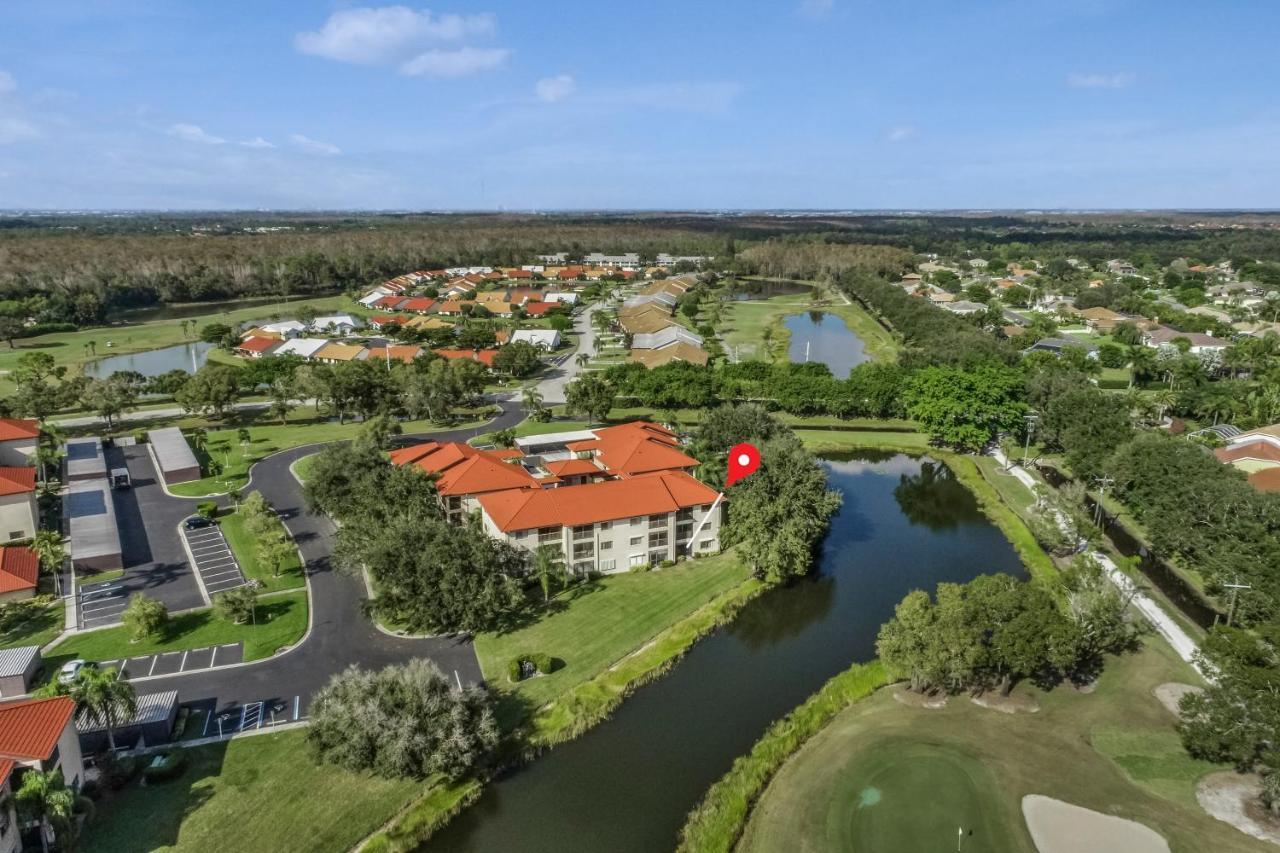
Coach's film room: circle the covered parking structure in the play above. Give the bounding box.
[64,436,108,481]
[77,690,179,752]
[66,479,123,572]
[147,427,201,485]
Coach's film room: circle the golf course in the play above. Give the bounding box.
[735,641,1270,853]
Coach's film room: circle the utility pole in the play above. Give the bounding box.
[1092,475,1115,527]
[1224,579,1253,626]
[1021,412,1038,469]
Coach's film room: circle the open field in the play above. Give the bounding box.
[735,641,1263,853]
[0,294,355,395]
[83,729,420,853]
[475,551,752,720]
[45,591,307,668]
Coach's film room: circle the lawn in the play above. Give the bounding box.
[735,641,1262,853]
[220,509,306,592]
[0,294,354,396]
[44,592,307,668]
[717,285,899,365]
[0,599,63,650]
[475,551,752,717]
[83,729,420,853]
[794,428,931,454]
[167,411,485,497]
[973,454,1039,517]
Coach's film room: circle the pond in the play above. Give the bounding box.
[426,451,1026,853]
[116,293,336,322]
[725,279,813,301]
[785,311,869,378]
[84,341,215,378]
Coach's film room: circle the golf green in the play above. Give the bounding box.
[831,741,1016,852]
[742,733,1029,853]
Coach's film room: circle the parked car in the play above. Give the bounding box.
[184,515,215,530]
[58,659,95,684]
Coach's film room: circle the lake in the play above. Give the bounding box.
[786,311,869,378]
[84,341,215,378]
[426,452,1026,852]
[116,293,337,322]
[726,279,813,301]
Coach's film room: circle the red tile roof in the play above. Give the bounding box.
[0,467,36,497]
[374,295,406,309]
[566,421,697,477]
[369,314,406,327]
[399,297,436,313]
[1216,440,1280,465]
[557,268,583,280]
[432,348,498,367]
[0,418,39,443]
[0,696,75,761]
[0,545,38,595]
[389,441,539,497]
[365,346,422,364]
[522,301,555,316]
[545,458,604,478]
[1248,467,1280,493]
[0,758,12,787]
[479,470,719,532]
[234,336,278,355]
[508,269,533,279]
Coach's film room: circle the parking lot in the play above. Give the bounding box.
[181,523,248,599]
[77,580,131,630]
[187,695,305,739]
[101,641,245,681]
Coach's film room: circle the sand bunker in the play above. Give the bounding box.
[1022,794,1170,853]
[892,687,948,709]
[1197,771,1280,845]
[971,691,1040,714]
[1153,682,1202,718]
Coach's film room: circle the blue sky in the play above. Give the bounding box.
[1,1,1278,210]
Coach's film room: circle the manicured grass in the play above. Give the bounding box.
[0,294,354,396]
[973,454,1039,517]
[83,729,421,853]
[220,510,305,592]
[0,599,63,650]
[290,452,319,483]
[794,429,931,453]
[718,286,900,365]
[475,552,753,716]
[45,592,307,667]
[168,412,482,496]
[733,641,1255,853]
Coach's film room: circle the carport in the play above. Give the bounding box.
[147,427,202,485]
[64,436,108,481]
[77,689,179,752]
[0,644,40,697]
[66,480,123,572]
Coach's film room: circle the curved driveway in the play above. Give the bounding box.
[128,399,526,719]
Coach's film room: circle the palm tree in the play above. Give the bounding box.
[30,531,64,579]
[575,352,589,368]
[1150,388,1177,423]
[15,768,76,853]
[65,665,136,752]
[533,545,565,602]
[521,386,545,419]
[1127,346,1155,388]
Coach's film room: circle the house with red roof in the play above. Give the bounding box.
[0,419,39,467]
[368,314,407,330]
[365,345,423,365]
[432,348,498,367]
[398,297,437,314]
[389,441,540,523]
[0,469,36,543]
[0,696,85,838]
[233,336,280,359]
[521,301,556,317]
[374,295,407,311]
[0,545,39,603]
[564,421,699,478]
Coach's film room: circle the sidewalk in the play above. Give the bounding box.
[990,449,1207,679]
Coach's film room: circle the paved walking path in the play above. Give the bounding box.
[990,449,1206,677]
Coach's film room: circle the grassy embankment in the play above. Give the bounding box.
[43,592,307,670]
[707,640,1250,853]
[717,285,899,365]
[0,294,355,396]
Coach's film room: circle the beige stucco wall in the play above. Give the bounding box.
[0,493,36,542]
[0,438,36,467]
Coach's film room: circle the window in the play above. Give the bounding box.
[446,496,462,510]
[600,559,617,572]
[629,554,649,567]
[513,530,528,540]
[629,536,642,546]
[599,521,612,531]
[676,508,694,522]
[647,514,667,527]
[573,541,594,559]
[676,522,693,542]
[648,529,668,548]
[572,524,593,541]
[600,540,612,551]
[538,526,561,544]
[630,516,643,526]
[8,531,20,541]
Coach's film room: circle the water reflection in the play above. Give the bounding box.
[785,312,868,378]
[894,461,987,529]
[84,341,214,378]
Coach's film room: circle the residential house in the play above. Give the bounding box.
[1107,259,1139,276]
[0,546,37,603]
[631,326,703,351]
[0,420,38,467]
[1022,338,1099,359]
[0,469,36,543]
[373,295,407,311]
[0,696,85,822]
[258,320,306,339]
[389,441,541,523]
[404,315,453,331]
[398,297,437,314]
[629,343,709,368]
[368,315,407,331]
[365,345,422,365]
[432,348,498,368]
[943,300,987,316]
[310,314,360,336]
[434,300,473,317]
[522,301,556,318]
[1143,326,1229,354]
[1078,306,1128,332]
[1215,426,1280,492]
[312,342,368,364]
[271,338,329,360]
[233,336,279,359]
[619,311,677,336]
[543,292,579,305]
[926,289,955,304]
[510,330,561,350]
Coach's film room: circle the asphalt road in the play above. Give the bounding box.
[127,400,527,717]
[538,301,603,405]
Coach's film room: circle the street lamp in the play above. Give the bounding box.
[1021,412,1039,468]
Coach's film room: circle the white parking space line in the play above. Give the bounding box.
[210,646,218,666]
[148,656,158,676]
[180,650,188,670]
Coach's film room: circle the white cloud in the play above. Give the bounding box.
[799,0,834,20]
[535,74,575,103]
[400,46,508,78]
[887,125,916,142]
[1066,71,1134,89]
[296,6,497,66]
[167,123,225,144]
[290,133,341,155]
[0,71,16,95]
[239,136,275,149]
[0,116,38,144]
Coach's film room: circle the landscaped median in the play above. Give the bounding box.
[43,590,308,672]
[220,508,305,592]
[677,660,887,853]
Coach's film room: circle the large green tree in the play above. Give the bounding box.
[903,363,1028,450]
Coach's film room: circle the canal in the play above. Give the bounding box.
[785,311,869,377]
[427,451,1026,852]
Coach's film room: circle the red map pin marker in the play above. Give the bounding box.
[726,443,761,487]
